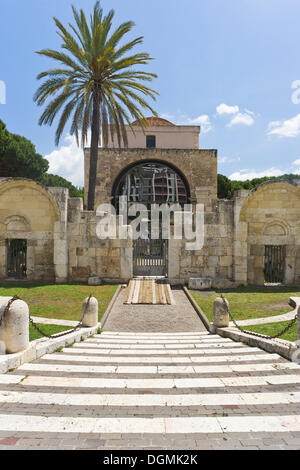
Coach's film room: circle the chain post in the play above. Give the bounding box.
[220,294,297,342]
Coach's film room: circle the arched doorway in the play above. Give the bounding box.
[113,161,190,276]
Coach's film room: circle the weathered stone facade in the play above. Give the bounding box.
[1,119,300,286]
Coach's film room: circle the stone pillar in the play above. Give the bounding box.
[54,223,68,283]
[168,238,181,282]
[49,188,69,283]
[233,190,250,285]
[213,297,229,328]
[0,297,29,353]
[82,296,98,327]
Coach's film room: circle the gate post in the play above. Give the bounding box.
[0,297,29,353]
[213,297,229,328]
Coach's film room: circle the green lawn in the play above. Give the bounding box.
[190,285,299,342]
[0,283,118,322]
[190,285,300,322]
[243,320,297,343]
[29,323,73,342]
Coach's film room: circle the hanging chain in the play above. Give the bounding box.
[220,295,298,342]
[29,294,92,339]
[0,294,93,339]
[0,295,20,327]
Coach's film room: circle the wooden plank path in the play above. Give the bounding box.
[124,279,175,305]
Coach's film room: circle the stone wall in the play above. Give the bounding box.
[239,181,300,285]
[84,148,218,209]
[0,179,61,281]
[1,170,300,287]
[67,198,132,282]
[167,199,234,285]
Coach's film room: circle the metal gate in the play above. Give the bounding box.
[6,239,27,279]
[264,245,285,283]
[133,238,168,276]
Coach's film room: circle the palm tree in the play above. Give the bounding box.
[34,2,158,210]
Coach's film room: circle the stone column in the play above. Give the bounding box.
[168,238,181,282]
[82,296,98,327]
[213,297,229,328]
[0,297,29,353]
[50,188,69,283]
[233,190,250,285]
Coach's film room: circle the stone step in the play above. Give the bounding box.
[68,344,269,355]
[1,330,300,450]
[2,373,300,389]
[0,413,299,434]
[1,390,300,407]
[100,331,210,337]
[42,351,285,364]
[15,362,299,376]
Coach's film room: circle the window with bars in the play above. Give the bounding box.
[264,245,285,283]
[6,239,27,279]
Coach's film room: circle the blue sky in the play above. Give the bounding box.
[1,0,300,186]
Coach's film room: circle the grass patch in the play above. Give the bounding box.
[29,323,72,341]
[190,285,300,322]
[0,283,118,322]
[243,320,297,342]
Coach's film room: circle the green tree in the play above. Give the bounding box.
[38,173,84,198]
[0,120,49,179]
[34,1,158,210]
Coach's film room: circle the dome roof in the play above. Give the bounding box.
[131,116,175,127]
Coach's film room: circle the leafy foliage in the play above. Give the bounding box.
[217,173,300,199]
[38,173,83,198]
[0,119,83,197]
[0,119,49,179]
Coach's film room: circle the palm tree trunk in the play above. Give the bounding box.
[87,91,100,211]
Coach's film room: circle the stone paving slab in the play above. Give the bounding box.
[103,288,207,332]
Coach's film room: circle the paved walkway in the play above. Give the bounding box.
[0,330,300,449]
[229,296,300,327]
[103,288,206,332]
[30,317,79,327]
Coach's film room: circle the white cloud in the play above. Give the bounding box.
[219,156,241,164]
[229,167,285,181]
[267,114,300,138]
[160,112,213,133]
[227,112,255,127]
[216,103,239,115]
[186,114,212,133]
[292,158,300,166]
[45,134,87,187]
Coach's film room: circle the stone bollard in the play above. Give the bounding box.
[0,296,29,354]
[82,296,98,327]
[213,297,229,328]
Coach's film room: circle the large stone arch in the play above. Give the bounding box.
[111,158,191,207]
[0,178,61,281]
[84,147,217,208]
[235,181,300,285]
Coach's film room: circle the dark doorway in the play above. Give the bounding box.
[264,245,285,283]
[6,239,27,279]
